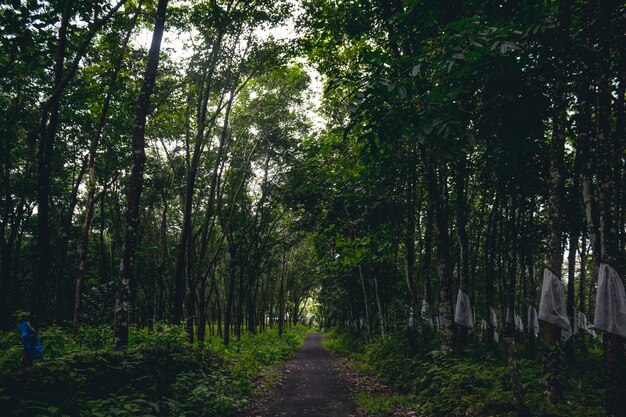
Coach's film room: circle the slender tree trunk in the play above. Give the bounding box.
[456,156,470,347]
[224,233,237,345]
[485,193,499,347]
[422,202,433,311]
[597,2,625,414]
[405,144,417,327]
[55,161,87,324]
[73,3,142,333]
[421,146,453,348]
[34,0,74,325]
[113,0,168,349]
[543,0,570,403]
[566,146,582,361]
[370,266,386,337]
[278,254,287,337]
[35,0,128,325]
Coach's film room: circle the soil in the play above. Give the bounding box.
[247,332,360,417]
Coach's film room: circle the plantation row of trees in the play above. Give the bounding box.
[0,0,318,349]
[1,0,625,415]
[290,0,625,415]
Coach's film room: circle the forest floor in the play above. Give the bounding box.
[246,332,359,416]
[245,332,414,417]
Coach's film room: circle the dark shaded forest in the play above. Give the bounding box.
[0,0,625,416]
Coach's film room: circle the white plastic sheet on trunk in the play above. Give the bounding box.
[594,263,626,339]
[527,306,539,337]
[454,289,474,329]
[514,312,524,332]
[538,268,571,332]
[578,311,596,337]
[561,325,572,341]
[480,319,487,331]
[488,306,498,328]
[494,330,499,343]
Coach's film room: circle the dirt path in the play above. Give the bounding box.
[250,332,359,417]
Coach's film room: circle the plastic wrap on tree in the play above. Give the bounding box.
[488,306,498,328]
[514,312,524,332]
[594,263,626,339]
[527,306,539,337]
[454,289,474,329]
[538,268,571,332]
[506,307,513,325]
[578,311,596,337]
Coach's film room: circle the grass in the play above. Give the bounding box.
[0,323,308,417]
[324,327,606,417]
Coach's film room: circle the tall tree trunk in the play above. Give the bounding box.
[566,146,582,361]
[35,0,128,325]
[405,144,417,327]
[171,30,226,325]
[113,0,168,349]
[485,193,499,347]
[34,0,73,325]
[223,233,237,345]
[543,0,570,403]
[73,2,142,333]
[278,254,287,337]
[455,156,470,347]
[421,146,452,348]
[597,2,625,414]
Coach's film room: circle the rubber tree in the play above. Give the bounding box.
[113,0,168,349]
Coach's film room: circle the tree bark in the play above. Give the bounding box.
[597,2,626,414]
[421,145,453,348]
[73,3,142,333]
[113,0,168,349]
[543,0,570,403]
[456,156,470,347]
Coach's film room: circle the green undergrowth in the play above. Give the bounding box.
[0,324,307,417]
[324,327,605,417]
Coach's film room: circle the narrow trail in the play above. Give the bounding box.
[252,332,359,417]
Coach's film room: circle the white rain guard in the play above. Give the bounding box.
[514,313,524,332]
[408,306,414,327]
[488,306,498,327]
[594,263,626,339]
[494,330,499,343]
[527,306,539,337]
[538,268,571,331]
[480,319,487,331]
[454,289,474,329]
[578,311,595,337]
[561,326,572,341]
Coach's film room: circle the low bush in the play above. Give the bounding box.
[325,327,605,417]
[0,324,307,417]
